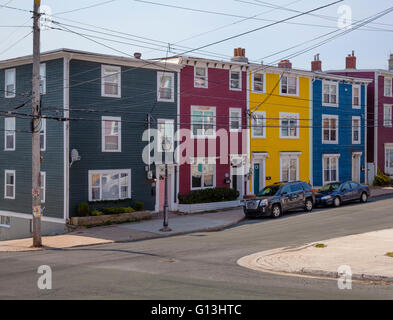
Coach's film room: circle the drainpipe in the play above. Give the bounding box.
[374,72,379,177]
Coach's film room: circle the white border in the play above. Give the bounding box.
[279,75,299,97]
[41,171,46,203]
[101,116,122,152]
[194,65,208,89]
[88,169,131,202]
[229,70,242,91]
[352,116,361,144]
[40,118,46,151]
[40,63,46,95]
[251,72,266,94]
[190,105,216,139]
[352,84,361,109]
[279,153,299,182]
[322,114,339,144]
[101,64,121,98]
[4,117,15,151]
[4,68,16,98]
[157,71,175,102]
[279,112,300,139]
[251,111,266,139]
[4,170,15,200]
[383,104,392,127]
[322,154,340,185]
[322,80,339,107]
[229,107,242,133]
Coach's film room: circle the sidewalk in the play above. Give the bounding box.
[238,228,393,283]
[370,186,393,198]
[0,208,244,253]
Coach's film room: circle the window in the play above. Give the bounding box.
[385,78,392,97]
[157,72,174,102]
[352,116,361,144]
[194,67,208,88]
[89,169,131,201]
[251,111,266,138]
[290,183,303,193]
[229,108,242,132]
[230,71,241,90]
[157,119,174,152]
[191,106,216,138]
[191,161,215,189]
[353,85,360,108]
[40,118,46,151]
[384,105,392,127]
[4,117,15,151]
[0,216,10,228]
[280,155,299,182]
[40,172,46,203]
[4,170,15,199]
[323,155,339,184]
[385,145,393,174]
[4,68,16,98]
[252,73,265,93]
[322,115,338,144]
[280,113,299,139]
[101,65,121,98]
[323,81,338,106]
[280,76,297,95]
[40,63,46,95]
[102,116,121,152]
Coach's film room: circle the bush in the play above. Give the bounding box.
[133,201,145,211]
[77,202,90,217]
[178,187,239,204]
[90,209,103,216]
[102,207,135,215]
[373,168,392,186]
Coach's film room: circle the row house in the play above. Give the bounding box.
[328,52,393,181]
[0,49,181,240]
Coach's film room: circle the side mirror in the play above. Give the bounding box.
[281,191,288,196]
[342,188,347,192]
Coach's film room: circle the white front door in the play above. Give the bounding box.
[352,154,361,183]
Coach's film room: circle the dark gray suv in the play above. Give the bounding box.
[243,181,315,219]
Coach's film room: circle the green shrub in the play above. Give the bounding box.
[373,168,392,186]
[133,201,145,211]
[77,202,90,217]
[178,187,239,204]
[102,207,135,215]
[90,209,103,216]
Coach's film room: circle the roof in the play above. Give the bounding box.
[327,68,393,77]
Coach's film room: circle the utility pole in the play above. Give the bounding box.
[32,0,42,247]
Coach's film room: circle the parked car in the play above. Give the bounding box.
[315,181,370,207]
[243,181,315,219]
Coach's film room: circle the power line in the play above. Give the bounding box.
[53,0,119,15]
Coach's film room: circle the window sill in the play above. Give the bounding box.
[280,136,300,139]
[323,103,339,108]
[230,88,242,92]
[322,141,339,145]
[102,150,122,153]
[251,136,266,139]
[101,94,121,98]
[280,93,299,97]
[157,98,175,103]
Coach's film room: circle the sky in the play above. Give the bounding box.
[0,0,392,71]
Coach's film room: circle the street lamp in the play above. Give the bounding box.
[160,137,172,232]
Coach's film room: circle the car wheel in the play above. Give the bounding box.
[360,192,368,203]
[271,205,282,219]
[304,198,313,212]
[333,197,341,207]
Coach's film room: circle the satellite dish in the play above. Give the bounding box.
[70,149,81,167]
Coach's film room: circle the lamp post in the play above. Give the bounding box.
[160,138,172,232]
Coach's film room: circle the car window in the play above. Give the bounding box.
[301,182,311,191]
[257,185,281,197]
[290,184,303,193]
[350,182,359,189]
[280,185,291,195]
[341,182,351,190]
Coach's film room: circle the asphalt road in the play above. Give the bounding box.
[1,195,393,300]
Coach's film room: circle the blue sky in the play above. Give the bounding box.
[0,0,392,70]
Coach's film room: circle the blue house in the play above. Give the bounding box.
[0,49,181,240]
[311,66,371,187]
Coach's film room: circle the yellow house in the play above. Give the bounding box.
[247,61,313,195]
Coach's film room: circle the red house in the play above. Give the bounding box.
[162,49,249,203]
[329,52,393,182]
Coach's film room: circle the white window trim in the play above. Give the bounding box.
[279,112,300,139]
[101,65,121,98]
[352,84,361,109]
[229,70,242,91]
[4,68,16,98]
[88,169,132,202]
[157,71,175,102]
[229,107,242,133]
[251,111,266,139]
[322,114,339,144]
[384,77,393,97]
[251,72,266,94]
[352,116,361,144]
[279,154,299,182]
[157,118,175,152]
[322,154,340,185]
[4,117,15,151]
[40,172,46,203]
[101,116,122,152]
[191,105,216,139]
[40,118,46,151]
[322,80,339,107]
[385,143,393,174]
[0,215,10,228]
[383,104,392,128]
[279,75,299,97]
[4,170,15,200]
[40,63,46,95]
[194,66,208,89]
[190,159,216,191]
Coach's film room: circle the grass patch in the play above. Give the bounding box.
[314,243,327,248]
[386,252,393,258]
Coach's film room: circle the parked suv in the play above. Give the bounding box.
[243,181,315,219]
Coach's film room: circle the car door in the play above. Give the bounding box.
[340,182,353,202]
[279,185,292,211]
[350,182,361,200]
[290,183,304,209]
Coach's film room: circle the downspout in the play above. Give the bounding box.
[246,68,250,195]
[374,72,379,176]
[309,76,314,186]
[63,54,71,223]
[364,82,368,184]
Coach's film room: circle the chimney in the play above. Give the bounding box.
[311,54,322,72]
[278,59,292,69]
[389,54,393,71]
[346,50,356,69]
[134,52,142,59]
[231,47,248,63]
